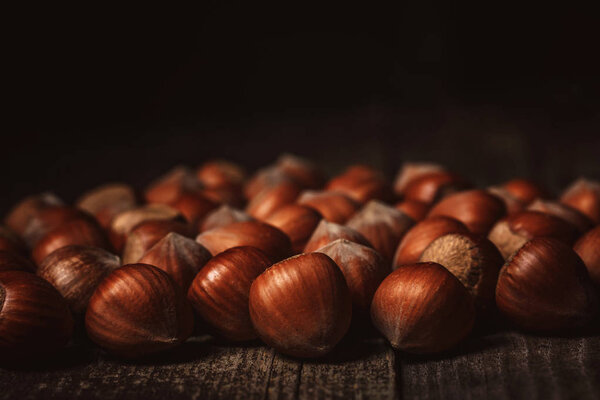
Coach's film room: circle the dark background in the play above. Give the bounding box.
[5,3,600,213]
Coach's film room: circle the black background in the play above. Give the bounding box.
[5,3,600,213]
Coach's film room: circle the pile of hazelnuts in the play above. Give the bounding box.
[0,155,599,361]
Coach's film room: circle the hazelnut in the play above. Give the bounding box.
[496,238,598,332]
[109,204,183,253]
[488,211,579,259]
[244,166,292,200]
[304,220,372,253]
[297,190,360,224]
[21,206,94,249]
[196,220,292,262]
[394,200,430,222]
[200,185,245,208]
[317,239,388,315]
[0,271,74,359]
[487,187,526,215]
[574,226,600,287]
[264,204,322,253]
[501,178,547,205]
[139,233,212,291]
[528,199,594,235]
[393,216,468,267]
[187,246,271,341]
[144,166,202,205]
[199,205,253,232]
[403,171,469,205]
[0,226,28,256]
[326,165,393,204]
[169,190,218,226]
[76,183,137,228]
[275,154,324,189]
[4,192,63,238]
[419,232,504,310]
[346,200,413,262]
[245,179,302,220]
[427,189,506,235]
[196,159,246,189]
[0,251,35,273]
[85,263,193,358]
[37,245,121,315]
[370,262,475,353]
[393,162,445,197]
[122,219,193,265]
[249,253,352,357]
[32,217,111,265]
[560,178,600,224]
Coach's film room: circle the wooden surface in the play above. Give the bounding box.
[2,325,599,399]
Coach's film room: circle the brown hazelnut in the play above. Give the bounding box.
[244,166,292,200]
[419,232,504,310]
[488,211,580,259]
[249,253,352,358]
[4,192,63,238]
[393,162,445,197]
[393,216,468,267]
[144,166,202,205]
[403,171,470,205]
[528,199,594,235]
[370,262,475,353]
[76,183,137,228]
[346,200,413,262]
[0,271,74,360]
[574,226,600,287]
[196,220,292,262]
[304,220,372,253]
[317,239,388,315]
[264,204,322,253]
[245,179,302,220]
[121,219,193,265]
[496,238,598,332]
[0,251,35,273]
[37,245,121,315]
[85,263,193,358]
[200,185,245,208]
[325,165,393,204]
[560,178,600,224]
[501,178,547,205]
[169,190,218,225]
[428,189,506,235]
[0,226,28,256]
[138,233,212,291]
[109,204,183,253]
[32,217,111,265]
[275,154,324,189]
[297,190,360,224]
[187,246,271,341]
[199,205,253,232]
[394,200,430,222]
[196,159,246,188]
[21,206,93,248]
[487,187,526,215]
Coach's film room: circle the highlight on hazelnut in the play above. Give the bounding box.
[346,200,413,262]
[187,246,271,341]
[144,166,202,205]
[85,263,193,358]
[496,238,598,332]
[500,178,547,205]
[427,189,506,235]
[403,171,469,205]
[304,219,372,253]
[21,206,92,248]
[249,252,352,358]
[76,183,137,228]
[419,232,504,310]
[317,239,388,315]
[393,162,445,197]
[168,190,218,226]
[196,220,292,262]
[325,165,393,204]
[139,232,212,291]
[488,211,580,259]
[370,262,475,354]
[196,159,246,189]
[0,250,35,273]
[527,199,594,235]
[574,226,600,287]
[560,178,600,224]
[245,179,302,220]
[297,190,360,224]
[394,200,430,222]
[393,216,468,267]
[264,204,322,253]
[121,219,193,265]
[199,205,253,233]
[4,192,64,238]
[0,271,74,359]
[244,166,293,201]
[37,245,121,315]
[32,217,111,265]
